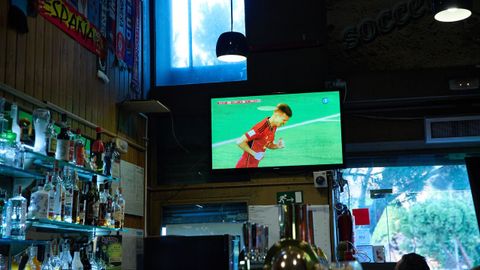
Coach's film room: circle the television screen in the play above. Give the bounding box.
[211,91,343,170]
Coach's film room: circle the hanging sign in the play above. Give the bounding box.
[38,0,106,58]
[276,191,303,205]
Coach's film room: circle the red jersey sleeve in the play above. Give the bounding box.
[244,118,268,140]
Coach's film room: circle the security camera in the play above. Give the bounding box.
[313,171,328,188]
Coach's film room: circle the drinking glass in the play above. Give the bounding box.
[32,108,51,154]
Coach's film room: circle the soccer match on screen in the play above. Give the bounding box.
[211,91,343,170]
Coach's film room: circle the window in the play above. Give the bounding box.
[155,0,247,86]
[339,165,480,269]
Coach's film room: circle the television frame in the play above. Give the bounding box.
[209,90,345,174]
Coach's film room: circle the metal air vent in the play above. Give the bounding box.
[425,115,480,143]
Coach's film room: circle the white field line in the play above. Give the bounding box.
[212,113,340,148]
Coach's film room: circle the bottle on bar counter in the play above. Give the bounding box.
[46,119,57,157]
[77,180,86,225]
[74,129,86,167]
[55,113,71,161]
[91,127,105,173]
[8,186,27,240]
[85,175,99,226]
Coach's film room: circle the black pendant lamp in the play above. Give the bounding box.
[433,0,472,22]
[216,0,248,62]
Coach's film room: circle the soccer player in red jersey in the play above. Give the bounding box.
[235,103,292,168]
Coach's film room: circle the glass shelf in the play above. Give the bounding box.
[27,219,123,236]
[0,238,50,245]
[23,150,119,182]
[0,163,44,179]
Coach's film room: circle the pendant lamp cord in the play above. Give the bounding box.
[230,0,233,31]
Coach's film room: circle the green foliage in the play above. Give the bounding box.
[372,194,480,269]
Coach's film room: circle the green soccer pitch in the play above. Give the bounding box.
[211,92,343,169]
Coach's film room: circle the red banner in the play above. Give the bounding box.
[38,0,106,58]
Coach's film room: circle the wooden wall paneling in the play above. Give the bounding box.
[5,26,18,93]
[64,37,72,115]
[24,17,36,98]
[77,43,86,134]
[70,42,79,131]
[15,29,26,93]
[0,2,7,83]
[108,54,117,133]
[42,22,53,104]
[34,18,45,102]
[50,29,61,106]
[84,53,94,138]
[58,34,68,110]
[4,25,17,103]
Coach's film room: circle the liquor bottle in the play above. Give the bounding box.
[72,251,84,270]
[25,245,42,270]
[8,186,27,240]
[91,127,105,173]
[117,187,125,229]
[27,178,49,219]
[85,176,99,226]
[80,247,92,270]
[45,119,57,157]
[52,166,65,221]
[98,184,107,227]
[112,191,121,229]
[63,168,74,223]
[44,173,56,220]
[59,241,73,270]
[0,102,17,144]
[55,113,71,161]
[77,181,86,225]
[71,171,80,224]
[106,183,114,228]
[0,190,10,238]
[74,129,86,167]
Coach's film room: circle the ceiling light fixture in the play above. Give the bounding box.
[216,0,248,62]
[433,0,472,22]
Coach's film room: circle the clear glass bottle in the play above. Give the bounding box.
[0,190,10,238]
[43,173,56,220]
[117,187,125,228]
[27,178,49,219]
[72,251,84,270]
[52,166,65,221]
[26,245,42,270]
[62,167,75,223]
[8,186,27,240]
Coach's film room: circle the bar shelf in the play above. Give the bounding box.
[0,163,44,179]
[27,219,123,236]
[22,150,119,182]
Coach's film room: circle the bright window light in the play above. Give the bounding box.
[155,0,247,86]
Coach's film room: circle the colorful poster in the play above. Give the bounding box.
[124,0,134,67]
[116,0,126,63]
[130,0,140,93]
[38,0,106,58]
[107,0,117,51]
[97,235,122,270]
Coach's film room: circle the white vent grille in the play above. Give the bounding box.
[425,116,480,143]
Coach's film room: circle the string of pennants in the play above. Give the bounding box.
[36,0,141,90]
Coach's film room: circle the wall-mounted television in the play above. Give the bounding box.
[211,91,344,170]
